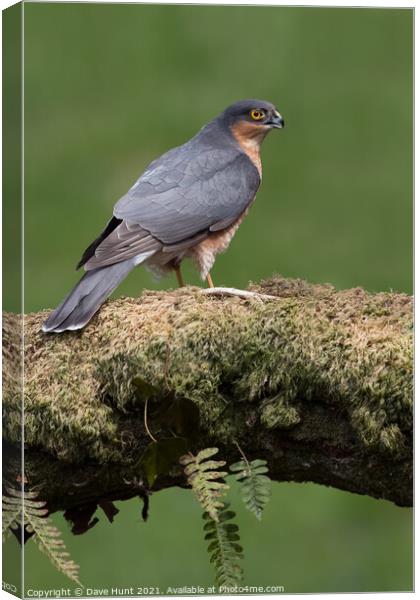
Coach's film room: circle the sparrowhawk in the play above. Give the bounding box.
[42,99,284,333]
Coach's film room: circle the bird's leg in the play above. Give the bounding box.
[174,264,185,288]
[206,273,215,288]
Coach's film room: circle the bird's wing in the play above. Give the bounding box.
[113,144,261,245]
[83,143,260,270]
[82,220,162,270]
[77,216,122,269]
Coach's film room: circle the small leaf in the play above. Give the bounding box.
[140,438,188,487]
[159,396,200,437]
[184,463,222,477]
[195,448,220,462]
[218,510,236,523]
[229,461,249,472]
[132,377,160,401]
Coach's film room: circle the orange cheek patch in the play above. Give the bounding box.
[232,121,269,140]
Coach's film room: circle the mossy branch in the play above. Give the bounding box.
[3,276,413,510]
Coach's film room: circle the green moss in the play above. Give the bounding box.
[260,396,301,429]
[2,276,413,465]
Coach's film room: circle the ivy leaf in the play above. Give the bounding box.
[159,396,200,437]
[132,377,160,401]
[140,438,188,487]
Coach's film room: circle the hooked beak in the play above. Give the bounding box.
[268,111,285,129]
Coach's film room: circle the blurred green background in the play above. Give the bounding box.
[8,2,415,594]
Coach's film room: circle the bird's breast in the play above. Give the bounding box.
[189,207,251,279]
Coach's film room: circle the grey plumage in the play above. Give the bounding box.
[42,99,283,333]
[42,258,140,333]
[113,125,260,245]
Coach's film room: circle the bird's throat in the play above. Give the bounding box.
[230,122,268,177]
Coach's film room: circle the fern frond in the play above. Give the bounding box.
[203,503,243,588]
[32,525,82,586]
[230,458,271,520]
[2,492,22,542]
[4,487,82,586]
[180,448,229,521]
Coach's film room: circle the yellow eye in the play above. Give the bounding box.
[250,109,265,121]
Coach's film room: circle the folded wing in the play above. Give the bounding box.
[82,143,260,270]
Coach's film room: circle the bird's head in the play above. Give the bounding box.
[221,99,284,131]
[218,99,284,155]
